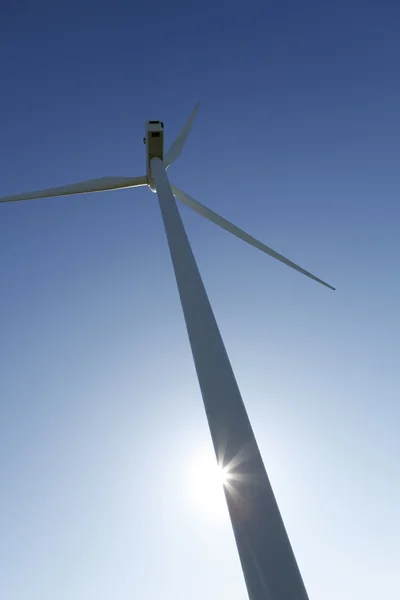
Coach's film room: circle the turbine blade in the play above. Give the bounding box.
[0,175,147,204]
[164,103,200,169]
[171,184,335,291]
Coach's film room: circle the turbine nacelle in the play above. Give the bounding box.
[143,120,164,192]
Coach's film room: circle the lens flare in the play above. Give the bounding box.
[187,451,230,519]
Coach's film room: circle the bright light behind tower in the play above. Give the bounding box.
[187,449,230,520]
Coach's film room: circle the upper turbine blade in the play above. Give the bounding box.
[164,103,200,169]
[0,176,147,204]
[171,184,335,291]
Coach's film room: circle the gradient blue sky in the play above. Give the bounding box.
[1,1,399,599]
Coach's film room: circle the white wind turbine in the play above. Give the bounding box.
[1,105,334,600]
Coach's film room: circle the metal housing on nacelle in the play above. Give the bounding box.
[144,120,164,192]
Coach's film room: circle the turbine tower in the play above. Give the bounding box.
[1,105,334,600]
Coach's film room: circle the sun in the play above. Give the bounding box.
[218,465,230,486]
[187,449,230,519]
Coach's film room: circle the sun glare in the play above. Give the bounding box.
[219,465,230,485]
[187,450,229,519]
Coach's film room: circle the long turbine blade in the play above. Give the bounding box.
[0,175,147,204]
[171,184,335,291]
[164,103,200,169]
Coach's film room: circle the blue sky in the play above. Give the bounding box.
[1,1,399,598]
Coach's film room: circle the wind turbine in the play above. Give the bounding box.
[1,105,334,600]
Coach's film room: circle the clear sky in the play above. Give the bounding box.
[1,1,399,599]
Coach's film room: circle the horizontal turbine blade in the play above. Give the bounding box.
[171,184,335,291]
[164,103,200,169]
[0,175,147,204]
